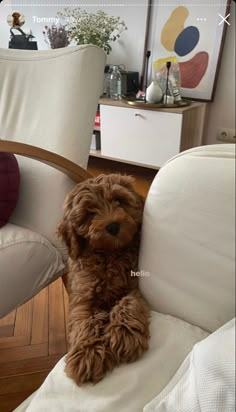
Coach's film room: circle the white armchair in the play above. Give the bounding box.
[14,144,235,412]
[0,45,106,317]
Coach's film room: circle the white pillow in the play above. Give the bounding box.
[144,318,235,412]
[0,223,65,317]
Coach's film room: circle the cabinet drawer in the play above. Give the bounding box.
[100,105,183,167]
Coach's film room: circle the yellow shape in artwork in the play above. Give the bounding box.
[161,6,189,52]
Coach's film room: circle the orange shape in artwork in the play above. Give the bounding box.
[161,6,189,52]
[179,52,209,88]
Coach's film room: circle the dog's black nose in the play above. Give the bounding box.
[106,222,120,236]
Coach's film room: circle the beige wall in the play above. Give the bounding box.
[205,3,235,144]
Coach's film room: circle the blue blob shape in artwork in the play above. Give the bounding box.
[174,26,200,57]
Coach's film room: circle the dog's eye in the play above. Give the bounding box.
[114,198,121,206]
[114,197,127,206]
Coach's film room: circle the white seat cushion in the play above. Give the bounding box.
[144,318,235,412]
[14,312,208,412]
[139,144,235,333]
[0,223,65,318]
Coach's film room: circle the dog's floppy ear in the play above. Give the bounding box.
[57,190,85,260]
[57,220,85,261]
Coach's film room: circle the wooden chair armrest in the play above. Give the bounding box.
[0,140,91,182]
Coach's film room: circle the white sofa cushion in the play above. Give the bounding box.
[0,223,65,318]
[144,318,235,412]
[14,311,208,412]
[139,144,235,333]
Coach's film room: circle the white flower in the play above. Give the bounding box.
[58,8,127,54]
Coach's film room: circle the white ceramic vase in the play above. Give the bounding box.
[146,81,163,103]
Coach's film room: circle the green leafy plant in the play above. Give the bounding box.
[58,8,127,54]
[43,25,70,49]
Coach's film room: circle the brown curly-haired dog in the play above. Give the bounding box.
[57,174,150,385]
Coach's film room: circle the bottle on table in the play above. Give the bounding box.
[109,65,122,100]
[104,65,111,96]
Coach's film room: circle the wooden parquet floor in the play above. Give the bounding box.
[0,278,69,411]
[0,158,157,411]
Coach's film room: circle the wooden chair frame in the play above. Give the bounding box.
[0,140,92,182]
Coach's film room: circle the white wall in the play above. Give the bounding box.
[0,0,148,74]
[205,2,235,144]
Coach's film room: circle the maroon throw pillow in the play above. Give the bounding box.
[0,152,20,228]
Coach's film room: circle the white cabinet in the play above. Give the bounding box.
[101,105,183,167]
[91,98,207,169]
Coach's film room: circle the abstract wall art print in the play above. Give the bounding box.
[150,0,231,101]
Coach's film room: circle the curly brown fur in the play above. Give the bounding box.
[57,174,150,385]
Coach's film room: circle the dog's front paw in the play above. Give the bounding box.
[106,323,149,364]
[65,341,116,385]
[68,312,109,348]
[105,291,150,364]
